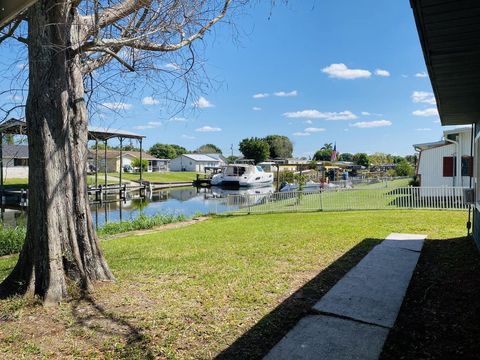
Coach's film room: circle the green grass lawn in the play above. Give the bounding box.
[0,210,469,359]
[353,177,410,189]
[238,178,459,213]
[108,171,199,183]
[1,178,28,189]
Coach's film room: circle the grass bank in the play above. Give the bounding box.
[236,178,451,214]
[0,210,470,359]
[0,213,187,257]
[2,176,117,189]
[1,178,28,190]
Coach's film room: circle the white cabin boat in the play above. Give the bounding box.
[211,164,274,187]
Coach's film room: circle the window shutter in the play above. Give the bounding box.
[443,156,454,177]
[461,156,473,177]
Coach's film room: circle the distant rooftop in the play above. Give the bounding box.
[182,154,221,162]
[2,144,29,158]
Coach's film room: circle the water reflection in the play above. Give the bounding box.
[1,185,275,228]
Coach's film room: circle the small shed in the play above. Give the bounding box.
[169,154,221,172]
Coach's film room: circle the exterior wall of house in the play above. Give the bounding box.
[2,156,29,178]
[2,166,29,178]
[418,131,473,190]
[170,156,219,172]
[418,144,456,187]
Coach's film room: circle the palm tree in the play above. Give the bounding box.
[321,143,333,150]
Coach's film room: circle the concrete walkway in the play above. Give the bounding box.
[264,233,426,360]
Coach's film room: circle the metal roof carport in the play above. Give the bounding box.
[0,118,147,194]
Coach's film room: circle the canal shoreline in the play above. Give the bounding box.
[102,216,210,240]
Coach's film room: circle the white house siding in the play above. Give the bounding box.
[417,130,473,197]
[170,155,219,172]
[2,166,29,179]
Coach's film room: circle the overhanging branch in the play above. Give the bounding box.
[83,0,231,53]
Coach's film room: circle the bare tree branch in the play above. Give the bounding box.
[81,0,153,38]
[0,17,24,45]
[82,0,231,52]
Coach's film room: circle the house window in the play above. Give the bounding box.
[462,156,473,177]
[13,158,28,166]
[443,156,455,177]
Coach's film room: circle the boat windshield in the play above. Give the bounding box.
[256,166,264,172]
[224,166,247,176]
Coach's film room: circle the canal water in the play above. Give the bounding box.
[1,185,275,228]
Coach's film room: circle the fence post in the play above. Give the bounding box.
[409,185,413,209]
[319,189,323,211]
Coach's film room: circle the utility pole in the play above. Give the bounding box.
[230,144,233,157]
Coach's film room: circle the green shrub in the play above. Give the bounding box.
[0,213,187,255]
[0,225,26,256]
[97,213,187,236]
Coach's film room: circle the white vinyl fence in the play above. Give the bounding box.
[222,186,470,215]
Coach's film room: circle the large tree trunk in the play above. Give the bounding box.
[0,0,114,305]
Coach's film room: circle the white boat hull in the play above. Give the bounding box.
[211,165,274,187]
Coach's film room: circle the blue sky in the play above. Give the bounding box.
[0,0,444,157]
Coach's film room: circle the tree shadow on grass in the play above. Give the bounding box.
[215,237,383,360]
[71,293,157,359]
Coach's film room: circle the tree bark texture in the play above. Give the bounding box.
[0,0,114,305]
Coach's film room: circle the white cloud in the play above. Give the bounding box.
[375,69,390,77]
[415,71,428,78]
[274,90,298,97]
[412,107,439,117]
[416,128,432,131]
[283,109,357,121]
[361,111,371,116]
[433,119,441,124]
[322,63,372,80]
[304,120,313,124]
[252,107,262,111]
[411,91,436,105]
[148,121,161,126]
[253,93,269,98]
[193,96,214,108]
[293,132,311,136]
[304,127,326,133]
[142,96,159,105]
[195,126,222,132]
[401,74,409,78]
[181,134,195,139]
[350,120,392,128]
[102,102,132,110]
